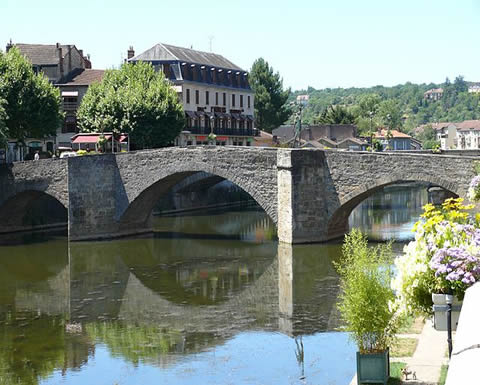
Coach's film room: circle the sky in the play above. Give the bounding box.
[1,0,480,91]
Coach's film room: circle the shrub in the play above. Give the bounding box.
[335,229,399,353]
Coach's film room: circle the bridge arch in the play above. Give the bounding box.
[0,190,68,234]
[326,175,461,240]
[118,161,278,232]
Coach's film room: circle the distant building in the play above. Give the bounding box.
[56,69,105,149]
[7,41,91,84]
[468,84,480,93]
[424,88,444,101]
[272,124,368,150]
[272,124,357,144]
[128,43,257,147]
[296,94,309,104]
[455,120,480,149]
[374,129,412,150]
[433,122,457,150]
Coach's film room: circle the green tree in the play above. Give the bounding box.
[0,97,7,147]
[315,105,356,124]
[416,123,440,149]
[249,58,291,133]
[0,47,62,142]
[77,62,184,149]
[453,75,468,94]
[377,99,403,131]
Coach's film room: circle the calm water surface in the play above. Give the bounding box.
[0,184,428,385]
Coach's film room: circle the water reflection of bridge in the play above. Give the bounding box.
[0,239,341,374]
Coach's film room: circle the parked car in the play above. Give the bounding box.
[59,151,77,158]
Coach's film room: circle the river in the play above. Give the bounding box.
[0,183,428,385]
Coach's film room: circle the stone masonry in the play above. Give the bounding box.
[0,148,476,243]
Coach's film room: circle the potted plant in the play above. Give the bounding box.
[207,132,217,145]
[393,198,480,330]
[335,229,400,385]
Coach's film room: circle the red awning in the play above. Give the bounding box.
[216,136,228,141]
[196,136,207,141]
[119,135,128,142]
[71,134,112,144]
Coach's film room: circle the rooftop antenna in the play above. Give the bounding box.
[208,35,214,52]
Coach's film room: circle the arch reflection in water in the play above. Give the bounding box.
[349,183,430,241]
[0,209,349,384]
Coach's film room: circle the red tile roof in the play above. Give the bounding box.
[375,129,411,139]
[455,120,480,131]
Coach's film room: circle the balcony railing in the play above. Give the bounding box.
[186,127,259,137]
[63,102,78,111]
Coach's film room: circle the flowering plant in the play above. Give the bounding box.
[393,198,480,315]
[467,175,480,202]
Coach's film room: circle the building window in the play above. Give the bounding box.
[240,95,243,108]
[63,97,78,111]
[223,93,226,106]
[62,115,77,133]
[186,89,190,104]
[195,90,199,104]
[206,91,209,105]
[215,92,218,105]
[248,95,251,109]
[232,94,236,107]
[163,63,170,79]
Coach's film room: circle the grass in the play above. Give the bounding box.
[439,365,448,385]
[398,316,425,334]
[390,337,418,357]
[388,362,407,385]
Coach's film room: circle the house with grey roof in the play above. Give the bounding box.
[128,43,257,147]
[7,41,91,84]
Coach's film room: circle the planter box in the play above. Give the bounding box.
[432,293,462,331]
[356,349,389,385]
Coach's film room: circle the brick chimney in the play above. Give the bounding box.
[83,54,92,69]
[127,46,135,59]
[57,43,64,80]
[6,39,13,52]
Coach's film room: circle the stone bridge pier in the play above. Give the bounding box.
[0,147,476,243]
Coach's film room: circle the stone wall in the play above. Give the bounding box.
[0,159,68,233]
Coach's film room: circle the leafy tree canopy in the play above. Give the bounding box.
[0,47,62,142]
[315,105,356,125]
[249,58,291,133]
[77,62,185,149]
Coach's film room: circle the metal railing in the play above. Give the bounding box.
[186,127,259,137]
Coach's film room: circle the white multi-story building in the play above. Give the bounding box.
[456,121,480,149]
[431,120,480,150]
[128,43,257,146]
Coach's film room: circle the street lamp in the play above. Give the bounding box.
[446,294,453,358]
[369,111,374,151]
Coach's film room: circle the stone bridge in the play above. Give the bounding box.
[0,147,476,243]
